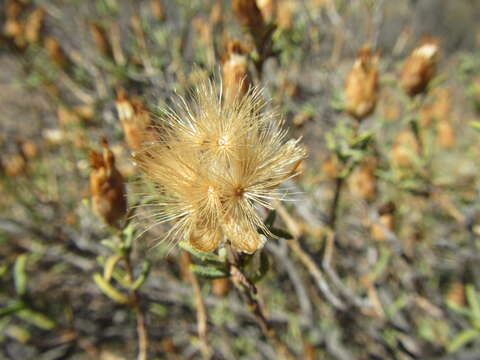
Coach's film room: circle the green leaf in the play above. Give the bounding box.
[250,252,270,283]
[131,261,151,290]
[179,242,223,263]
[269,227,293,240]
[103,254,123,282]
[470,121,480,131]
[93,273,130,304]
[14,254,28,297]
[122,224,136,250]
[466,284,480,320]
[448,328,480,352]
[264,210,277,228]
[17,309,56,330]
[0,301,26,317]
[189,264,229,279]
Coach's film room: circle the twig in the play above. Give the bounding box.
[229,249,297,360]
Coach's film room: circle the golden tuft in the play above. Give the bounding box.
[345,45,380,121]
[134,80,306,253]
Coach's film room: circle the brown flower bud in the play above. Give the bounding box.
[371,202,396,242]
[212,277,231,297]
[210,0,223,26]
[345,45,380,121]
[150,0,166,21]
[222,40,251,102]
[401,38,440,97]
[44,37,70,69]
[90,23,113,58]
[257,0,277,23]
[391,130,420,169]
[25,7,45,44]
[21,140,38,159]
[348,157,377,201]
[437,119,455,149]
[90,138,127,228]
[322,154,340,180]
[116,90,154,151]
[2,153,26,177]
[446,282,466,307]
[232,0,265,34]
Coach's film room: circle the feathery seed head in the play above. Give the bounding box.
[135,80,306,253]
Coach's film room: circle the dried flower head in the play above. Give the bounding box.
[135,80,306,253]
[345,45,380,121]
[401,38,440,97]
[90,138,127,228]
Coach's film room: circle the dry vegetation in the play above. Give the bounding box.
[2,0,480,359]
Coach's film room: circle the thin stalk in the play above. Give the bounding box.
[123,254,149,360]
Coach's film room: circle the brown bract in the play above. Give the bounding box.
[134,81,306,253]
[232,0,265,34]
[345,46,380,121]
[116,90,155,151]
[90,139,127,228]
[222,40,251,102]
[401,39,440,97]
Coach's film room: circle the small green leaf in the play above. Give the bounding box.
[179,242,223,263]
[14,254,28,297]
[131,261,151,290]
[122,224,135,250]
[264,210,277,228]
[466,284,480,320]
[250,252,269,283]
[103,254,123,282]
[93,273,130,304]
[0,301,25,317]
[17,309,56,330]
[189,264,229,279]
[269,227,293,240]
[448,328,480,352]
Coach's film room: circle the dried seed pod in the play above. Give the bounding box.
[90,23,113,58]
[24,7,45,44]
[212,277,231,297]
[345,45,380,121]
[391,130,420,169]
[90,138,127,228]
[116,90,154,151]
[222,40,251,102]
[401,38,440,97]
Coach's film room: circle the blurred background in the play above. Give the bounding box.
[1,0,480,359]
